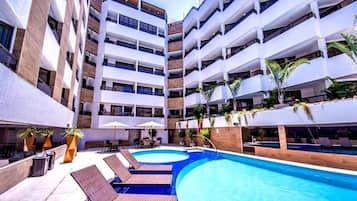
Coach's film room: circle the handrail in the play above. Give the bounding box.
[225,9,257,34]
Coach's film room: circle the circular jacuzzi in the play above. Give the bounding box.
[131,149,189,163]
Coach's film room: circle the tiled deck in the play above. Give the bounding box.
[0,149,130,201]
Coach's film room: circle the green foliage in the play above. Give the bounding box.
[64,128,84,139]
[178,129,186,138]
[200,128,211,145]
[266,58,309,103]
[193,104,205,120]
[222,102,233,114]
[324,77,356,100]
[293,102,314,121]
[226,79,241,97]
[224,112,232,125]
[262,90,279,108]
[40,128,54,137]
[209,116,215,127]
[17,128,40,139]
[188,129,196,140]
[328,33,357,64]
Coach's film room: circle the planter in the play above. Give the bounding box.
[273,103,289,109]
[24,136,35,152]
[42,136,52,151]
[63,136,78,163]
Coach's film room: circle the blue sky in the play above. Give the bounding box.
[147,0,201,22]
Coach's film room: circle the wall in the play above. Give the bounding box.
[255,146,357,171]
[0,145,67,194]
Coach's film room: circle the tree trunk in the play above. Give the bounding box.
[233,99,237,111]
[278,92,284,104]
[206,104,210,117]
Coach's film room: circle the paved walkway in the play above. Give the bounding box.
[0,149,130,201]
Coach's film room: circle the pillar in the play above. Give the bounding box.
[278,125,288,151]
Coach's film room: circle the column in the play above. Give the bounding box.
[278,125,288,151]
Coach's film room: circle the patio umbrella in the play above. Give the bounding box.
[137,121,164,141]
[103,121,128,140]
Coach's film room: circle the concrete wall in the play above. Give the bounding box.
[0,145,67,194]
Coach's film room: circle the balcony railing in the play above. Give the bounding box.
[37,78,53,97]
[112,0,138,10]
[119,19,138,29]
[201,56,223,70]
[106,17,117,23]
[263,12,314,43]
[89,12,100,22]
[185,45,197,56]
[0,44,17,71]
[117,40,136,49]
[200,31,222,49]
[223,0,234,10]
[227,38,259,58]
[260,0,278,13]
[225,9,257,34]
[87,35,98,44]
[101,85,135,93]
[103,61,136,71]
[139,46,154,54]
[319,0,353,18]
[82,84,94,90]
[85,58,96,66]
[141,8,166,20]
[200,9,220,28]
[184,26,197,38]
[99,111,134,116]
[79,111,92,115]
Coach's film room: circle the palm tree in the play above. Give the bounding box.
[197,84,217,117]
[266,58,309,104]
[225,79,241,111]
[328,33,357,64]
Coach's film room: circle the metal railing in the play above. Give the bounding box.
[0,44,17,71]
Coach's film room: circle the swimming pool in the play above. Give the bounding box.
[117,148,357,201]
[131,149,189,163]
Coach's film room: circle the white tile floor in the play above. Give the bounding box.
[0,149,131,201]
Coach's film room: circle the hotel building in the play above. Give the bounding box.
[77,0,169,145]
[0,0,88,142]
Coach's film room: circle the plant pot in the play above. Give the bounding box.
[24,136,35,152]
[64,136,78,163]
[42,136,52,151]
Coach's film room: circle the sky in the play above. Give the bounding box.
[147,0,201,22]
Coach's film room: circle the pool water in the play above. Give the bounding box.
[132,149,189,163]
[116,149,357,201]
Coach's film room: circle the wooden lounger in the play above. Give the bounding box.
[71,165,177,201]
[103,155,173,186]
[121,150,172,173]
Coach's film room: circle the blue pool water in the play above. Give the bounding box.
[132,149,189,163]
[115,149,357,201]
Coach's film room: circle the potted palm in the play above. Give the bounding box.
[63,128,84,163]
[17,128,39,152]
[178,129,186,145]
[189,129,196,147]
[200,128,211,148]
[40,128,54,151]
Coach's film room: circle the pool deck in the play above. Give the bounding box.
[0,149,127,201]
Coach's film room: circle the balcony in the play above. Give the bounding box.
[237,75,272,98]
[184,49,199,69]
[201,59,224,82]
[224,13,258,48]
[104,43,164,67]
[63,62,72,89]
[209,85,228,103]
[0,65,74,127]
[141,1,166,20]
[78,114,92,128]
[85,38,98,55]
[37,78,53,97]
[168,41,183,52]
[0,44,17,71]
[183,28,198,49]
[68,22,76,52]
[103,62,165,87]
[320,2,357,39]
[264,17,316,58]
[226,42,260,73]
[41,24,60,71]
[168,97,184,109]
[327,54,357,79]
[225,9,257,34]
[260,0,278,13]
[183,8,198,32]
[184,92,203,107]
[100,90,164,107]
[200,33,222,60]
[88,14,100,33]
[99,111,134,117]
[184,70,200,88]
[101,85,135,94]
[112,0,138,10]
[199,9,221,39]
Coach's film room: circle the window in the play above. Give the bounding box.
[0,21,13,50]
[119,14,138,29]
[139,21,157,35]
[136,107,152,117]
[111,105,122,115]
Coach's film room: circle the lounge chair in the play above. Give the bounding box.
[339,137,353,148]
[71,165,177,201]
[103,155,172,187]
[121,150,172,174]
[319,137,332,147]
